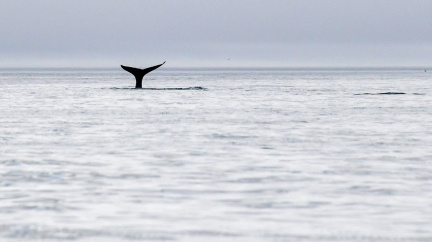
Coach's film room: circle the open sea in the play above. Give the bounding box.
[0,68,431,241]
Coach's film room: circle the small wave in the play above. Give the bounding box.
[355,92,406,95]
[107,86,207,90]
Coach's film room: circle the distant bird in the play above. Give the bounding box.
[121,62,165,88]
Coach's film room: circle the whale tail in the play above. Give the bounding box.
[121,61,165,88]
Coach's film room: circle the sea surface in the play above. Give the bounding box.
[0,68,431,241]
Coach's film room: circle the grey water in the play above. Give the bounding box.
[0,68,431,241]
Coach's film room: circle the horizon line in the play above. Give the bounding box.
[0,66,430,71]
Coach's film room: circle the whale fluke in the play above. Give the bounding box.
[121,62,165,88]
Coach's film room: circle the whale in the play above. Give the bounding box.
[121,62,165,88]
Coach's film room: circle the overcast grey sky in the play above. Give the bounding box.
[1,0,431,67]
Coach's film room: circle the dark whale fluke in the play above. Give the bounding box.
[121,62,165,88]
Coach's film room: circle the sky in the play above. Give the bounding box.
[0,0,431,68]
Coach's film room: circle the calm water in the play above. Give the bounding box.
[0,69,431,241]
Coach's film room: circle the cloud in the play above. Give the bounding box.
[1,0,431,67]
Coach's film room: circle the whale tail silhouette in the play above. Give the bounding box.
[121,62,165,88]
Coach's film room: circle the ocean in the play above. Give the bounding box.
[0,68,431,241]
